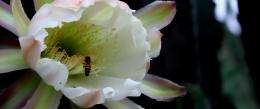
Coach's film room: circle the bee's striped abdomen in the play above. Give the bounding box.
[83,56,91,76]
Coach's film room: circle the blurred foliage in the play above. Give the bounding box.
[218,28,259,109]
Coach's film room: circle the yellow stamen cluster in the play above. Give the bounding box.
[41,20,116,76]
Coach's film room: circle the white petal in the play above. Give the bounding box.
[53,0,95,11]
[62,87,90,98]
[123,79,142,97]
[27,4,84,43]
[95,0,132,12]
[80,0,133,28]
[35,58,68,90]
[147,28,162,58]
[91,10,150,81]
[81,3,115,26]
[103,87,117,99]
[67,75,141,100]
[19,36,42,69]
[104,98,144,109]
[33,0,54,11]
[61,87,104,108]
[28,0,131,43]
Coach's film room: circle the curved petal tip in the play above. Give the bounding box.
[141,74,186,101]
[35,58,68,90]
[134,1,177,30]
[62,87,104,108]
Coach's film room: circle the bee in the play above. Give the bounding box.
[83,56,91,76]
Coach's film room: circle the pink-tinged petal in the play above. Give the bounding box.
[0,0,10,11]
[0,72,40,109]
[31,0,128,40]
[96,0,132,13]
[53,0,95,11]
[35,58,68,90]
[22,82,62,109]
[19,36,41,69]
[61,87,104,108]
[11,0,30,36]
[104,98,144,109]
[146,62,150,71]
[116,1,132,12]
[134,1,177,30]
[0,1,18,35]
[68,75,141,101]
[28,4,83,43]
[33,0,53,11]
[0,49,28,73]
[140,74,186,101]
[147,28,163,58]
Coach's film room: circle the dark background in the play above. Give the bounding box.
[0,0,259,109]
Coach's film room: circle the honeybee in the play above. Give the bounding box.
[83,56,91,76]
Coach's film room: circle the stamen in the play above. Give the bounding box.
[41,20,116,76]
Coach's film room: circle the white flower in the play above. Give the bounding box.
[0,0,185,108]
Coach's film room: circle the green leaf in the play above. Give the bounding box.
[218,32,259,109]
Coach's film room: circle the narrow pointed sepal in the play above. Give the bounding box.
[134,1,177,30]
[140,74,186,101]
[0,49,28,73]
[11,0,30,36]
[0,72,40,109]
[22,82,62,109]
[0,1,18,35]
[104,99,144,109]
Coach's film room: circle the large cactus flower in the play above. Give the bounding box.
[0,0,185,108]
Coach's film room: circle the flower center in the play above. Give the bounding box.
[41,20,116,76]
